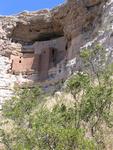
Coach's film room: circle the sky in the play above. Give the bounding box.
[0,0,65,16]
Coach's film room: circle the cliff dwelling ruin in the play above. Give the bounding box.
[0,0,107,107]
[10,37,67,82]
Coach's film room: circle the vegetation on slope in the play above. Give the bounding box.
[1,45,113,149]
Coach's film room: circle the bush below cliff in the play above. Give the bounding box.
[1,45,113,150]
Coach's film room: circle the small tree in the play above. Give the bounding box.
[66,45,113,148]
[80,44,106,85]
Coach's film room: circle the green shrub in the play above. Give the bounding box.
[1,45,113,149]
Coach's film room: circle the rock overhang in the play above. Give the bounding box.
[7,0,106,44]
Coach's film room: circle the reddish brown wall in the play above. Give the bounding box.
[10,53,39,74]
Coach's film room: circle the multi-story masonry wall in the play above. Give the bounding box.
[10,37,67,82]
[10,53,39,74]
[33,37,67,81]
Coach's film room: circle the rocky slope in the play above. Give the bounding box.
[0,0,110,107]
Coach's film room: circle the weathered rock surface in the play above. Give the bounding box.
[0,0,110,107]
[83,0,102,7]
[9,0,105,43]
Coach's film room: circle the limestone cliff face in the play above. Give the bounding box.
[0,0,110,107]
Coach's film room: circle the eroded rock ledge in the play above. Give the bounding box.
[10,0,105,43]
[0,0,108,107]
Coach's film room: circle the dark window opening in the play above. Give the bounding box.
[59,69,61,73]
[65,43,68,50]
[52,49,55,56]
[51,49,56,63]
[19,57,21,63]
[49,48,57,68]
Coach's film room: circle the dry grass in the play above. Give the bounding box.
[44,92,75,110]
